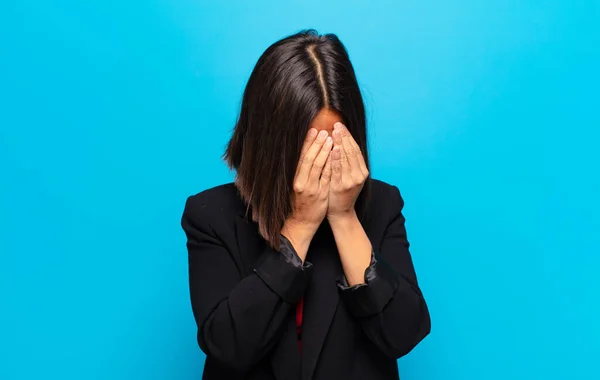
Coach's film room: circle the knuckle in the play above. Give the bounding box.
[293,182,304,193]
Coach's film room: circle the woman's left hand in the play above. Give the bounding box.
[327,122,369,221]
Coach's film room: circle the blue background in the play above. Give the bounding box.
[1,1,599,379]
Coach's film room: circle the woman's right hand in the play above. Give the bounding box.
[281,128,333,260]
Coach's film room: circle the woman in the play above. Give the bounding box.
[181,30,430,380]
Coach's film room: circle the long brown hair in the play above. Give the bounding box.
[224,30,371,249]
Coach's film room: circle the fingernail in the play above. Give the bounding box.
[325,136,332,145]
[318,130,328,139]
[309,128,317,137]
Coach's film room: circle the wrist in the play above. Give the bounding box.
[327,209,358,225]
[281,218,317,260]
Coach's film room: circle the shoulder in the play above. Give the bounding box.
[369,178,404,210]
[364,179,407,237]
[367,178,406,225]
[181,183,244,228]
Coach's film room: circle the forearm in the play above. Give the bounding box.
[199,274,294,370]
[328,211,372,286]
[358,284,430,358]
[192,242,312,371]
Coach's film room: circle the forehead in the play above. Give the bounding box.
[309,108,343,134]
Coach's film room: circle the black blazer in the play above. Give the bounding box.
[181,179,430,380]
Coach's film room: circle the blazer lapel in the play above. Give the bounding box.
[301,223,342,380]
[234,205,342,380]
[235,213,302,380]
[270,316,302,380]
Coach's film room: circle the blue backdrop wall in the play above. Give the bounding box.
[1,1,599,379]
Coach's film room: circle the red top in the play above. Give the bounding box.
[296,297,304,351]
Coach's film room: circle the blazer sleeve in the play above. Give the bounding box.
[181,196,312,373]
[337,186,431,359]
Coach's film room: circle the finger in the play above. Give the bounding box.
[334,124,355,185]
[332,125,349,167]
[337,123,367,180]
[309,136,333,183]
[319,153,333,192]
[348,133,369,176]
[331,145,342,185]
[332,123,343,149]
[340,126,362,179]
[296,128,319,176]
[296,130,329,184]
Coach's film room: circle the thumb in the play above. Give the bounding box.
[320,153,333,189]
[331,146,342,185]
